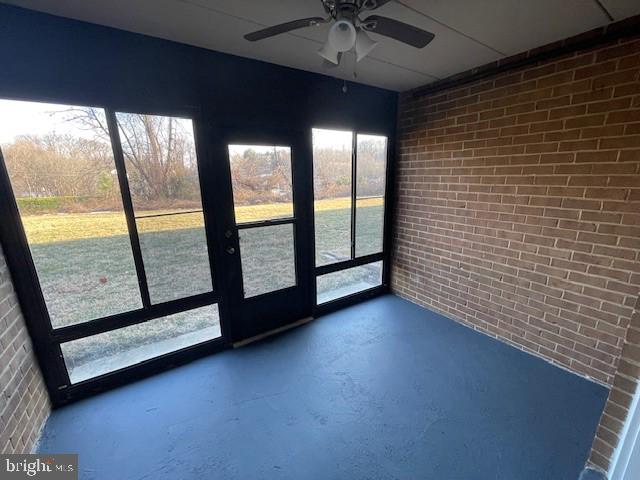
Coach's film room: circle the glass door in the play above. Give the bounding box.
[218,128,313,340]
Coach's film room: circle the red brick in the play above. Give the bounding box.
[574,60,617,80]
[607,110,640,124]
[565,115,605,129]
[0,249,50,454]
[549,105,586,120]
[575,150,618,163]
[596,40,640,62]
[600,136,640,149]
[587,98,633,114]
[593,70,640,89]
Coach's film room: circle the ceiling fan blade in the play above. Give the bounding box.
[361,15,435,48]
[244,17,326,42]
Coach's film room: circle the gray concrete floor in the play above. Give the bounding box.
[39,295,608,479]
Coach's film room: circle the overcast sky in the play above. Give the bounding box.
[0,99,81,144]
[0,98,374,151]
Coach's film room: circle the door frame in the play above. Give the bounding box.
[211,125,314,341]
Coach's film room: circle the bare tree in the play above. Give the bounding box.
[62,108,201,208]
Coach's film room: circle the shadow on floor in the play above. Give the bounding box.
[39,294,608,480]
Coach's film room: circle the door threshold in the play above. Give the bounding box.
[233,316,314,348]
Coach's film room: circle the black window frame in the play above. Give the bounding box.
[0,99,228,405]
[311,127,394,314]
[111,109,217,306]
[227,142,299,300]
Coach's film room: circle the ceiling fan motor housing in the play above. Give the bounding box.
[326,0,360,20]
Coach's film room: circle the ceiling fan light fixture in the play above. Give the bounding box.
[355,29,377,62]
[327,19,357,52]
[318,42,340,64]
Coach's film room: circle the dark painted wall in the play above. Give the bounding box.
[0,4,397,133]
[0,3,397,404]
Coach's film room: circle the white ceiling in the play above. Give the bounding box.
[4,0,640,91]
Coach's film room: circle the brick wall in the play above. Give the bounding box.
[588,293,640,471]
[0,244,49,453]
[393,33,640,387]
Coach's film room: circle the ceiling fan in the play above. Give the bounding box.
[244,0,435,65]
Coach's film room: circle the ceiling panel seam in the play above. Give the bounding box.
[592,0,614,21]
[394,0,507,56]
[176,0,441,81]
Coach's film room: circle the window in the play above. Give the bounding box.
[0,99,221,386]
[312,129,352,266]
[355,134,387,257]
[238,223,296,298]
[61,304,221,383]
[317,262,383,304]
[229,145,293,223]
[0,99,142,327]
[312,128,387,305]
[115,112,213,304]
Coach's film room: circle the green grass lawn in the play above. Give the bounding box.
[24,200,384,377]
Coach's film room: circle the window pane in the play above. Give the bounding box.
[312,128,352,266]
[116,113,202,212]
[356,134,387,197]
[317,261,382,304]
[239,224,296,298]
[356,134,387,257]
[115,112,213,303]
[355,198,385,256]
[229,145,293,223]
[0,99,142,328]
[136,213,212,304]
[61,304,221,383]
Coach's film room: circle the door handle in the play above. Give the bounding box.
[226,246,236,255]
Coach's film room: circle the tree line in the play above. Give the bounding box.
[2,109,386,214]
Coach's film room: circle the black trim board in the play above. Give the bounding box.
[106,109,152,308]
[52,292,220,343]
[316,253,385,276]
